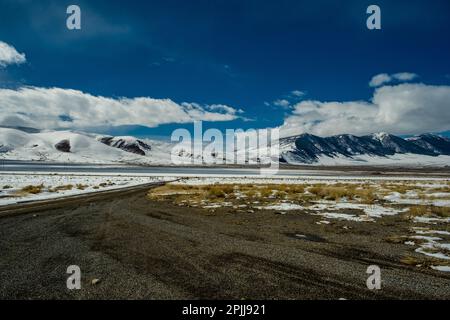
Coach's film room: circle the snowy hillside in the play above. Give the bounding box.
[1,127,450,166]
[279,132,450,166]
[0,128,175,164]
[97,135,152,155]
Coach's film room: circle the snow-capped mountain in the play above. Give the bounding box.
[407,133,450,155]
[97,136,152,156]
[1,126,449,167]
[367,132,435,155]
[280,132,450,165]
[0,127,174,164]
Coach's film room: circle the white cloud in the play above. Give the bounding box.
[206,104,244,114]
[392,72,418,81]
[279,83,450,137]
[369,73,392,87]
[0,41,26,67]
[0,87,241,129]
[273,99,290,108]
[291,90,306,97]
[269,90,306,109]
[369,72,418,87]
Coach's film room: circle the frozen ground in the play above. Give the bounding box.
[313,153,450,167]
[173,176,450,184]
[0,173,170,206]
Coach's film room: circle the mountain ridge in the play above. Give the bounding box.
[1,127,449,166]
[280,132,450,164]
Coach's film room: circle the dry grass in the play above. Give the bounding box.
[408,206,429,217]
[147,183,309,207]
[378,183,425,196]
[407,205,450,218]
[400,256,420,265]
[308,186,349,200]
[277,184,305,194]
[50,184,74,192]
[21,184,44,194]
[259,187,273,198]
[205,185,228,199]
[400,255,450,268]
[388,185,413,194]
[307,184,377,203]
[356,189,377,204]
[421,245,450,255]
[148,182,381,208]
[146,182,450,218]
[432,206,450,217]
[384,234,430,246]
[429,186,450,193]
[384,235,407,244]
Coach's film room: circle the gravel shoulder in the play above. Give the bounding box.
[0,186,449,299]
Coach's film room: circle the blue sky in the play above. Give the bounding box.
[0,0,450,139]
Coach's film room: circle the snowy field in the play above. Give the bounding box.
[0,173,171,206]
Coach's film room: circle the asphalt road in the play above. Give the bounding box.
[0,184,449,299]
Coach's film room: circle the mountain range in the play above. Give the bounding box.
[1,126,449,167]
[279,132,450,164]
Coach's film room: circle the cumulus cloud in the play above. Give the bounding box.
[0,41,26,67]
[369,72,418,87]
[279,83,450,137]
[0,87,241,129]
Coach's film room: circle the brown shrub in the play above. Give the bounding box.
[400,256,420,265]
[21,184,44,194]
[407,205,450,218]
[53,184,74,192]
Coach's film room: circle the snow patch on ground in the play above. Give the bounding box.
[413,216,450,224]
[314,212,374,222]
[384,192,450,207]
[256,203,305,211]
[255,200,405,222]
[0,173,170,206]
[431,266,450,272]
[409,230,450,261]
[411,227,450,236]
[306,201,406,219]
